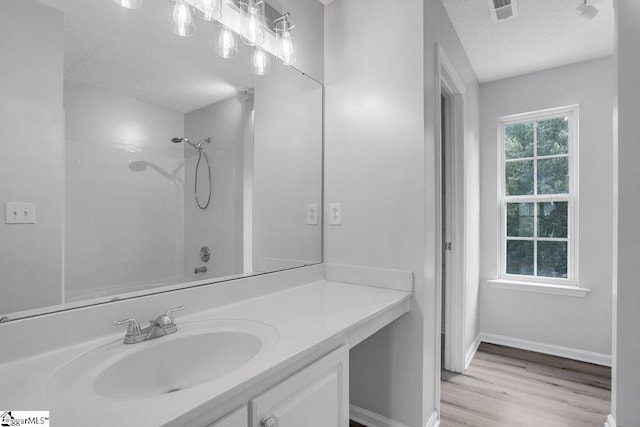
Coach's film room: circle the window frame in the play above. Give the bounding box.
[497,105,579,286]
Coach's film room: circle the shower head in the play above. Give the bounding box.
[171,137,211,149]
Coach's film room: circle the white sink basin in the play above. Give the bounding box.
[94,330,262,399]
[48,319,278,401]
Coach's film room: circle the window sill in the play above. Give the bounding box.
[487,279,591,297]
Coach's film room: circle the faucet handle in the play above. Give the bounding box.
[113,318,142,337]
[164,305,186,322]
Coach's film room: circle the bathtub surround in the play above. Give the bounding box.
[184,96,250,280]
[64,81,186,301]
[479,57,614,361]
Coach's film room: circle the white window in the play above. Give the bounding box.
[498,105,578,285]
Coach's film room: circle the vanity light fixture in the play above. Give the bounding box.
[170,0,196,37]
[274,12,295,65]
[215,24,239,58]
[577,0,598,20]
[251,47,272,75]
[239,0,267,46]
[113,0,144,9]
[193,0,222,21]
[113,0,298,75]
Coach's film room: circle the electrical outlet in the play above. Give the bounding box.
[329,203,342,226]
[307,204,318,225]
[5,202,36,224]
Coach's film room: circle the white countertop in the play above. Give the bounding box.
[0,280,411,427]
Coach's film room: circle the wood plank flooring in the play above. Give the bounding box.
[441,343,611,427]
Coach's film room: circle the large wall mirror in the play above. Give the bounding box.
[0,0,323,320]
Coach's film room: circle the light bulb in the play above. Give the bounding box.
[279,30,295,65]
[241,0,265,46]
[275,16,296,65]
[215,25,238,59]
[114,0,144,9]
[193,0,222,22]
[252,48,271,75]
[170,0,195,37]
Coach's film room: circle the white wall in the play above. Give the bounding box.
[253,65,323,271]
[613,1,640,424]
[325,0,479,425]
[0,0,65,314]
[184,96,248,279]
[64,81,185,300]
[479,58,614,358]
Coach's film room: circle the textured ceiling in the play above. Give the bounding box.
[441,0,614,83]
[38,0,255,113]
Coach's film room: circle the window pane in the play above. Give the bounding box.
[507,203,534,237]
[506,240,534,276]
[506,160,534,196]
[505,122,534,159]
[537,117,569,156]
[538,202,568,238]
[537,157,569,195]
[537,241,568,278]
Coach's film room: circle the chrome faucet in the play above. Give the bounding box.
[113,305,186,344]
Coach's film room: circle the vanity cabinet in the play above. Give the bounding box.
[250,345,348,427]
[207,406,247,427]
[201,345,348,427]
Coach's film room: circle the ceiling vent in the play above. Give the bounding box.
[488,0,518,23]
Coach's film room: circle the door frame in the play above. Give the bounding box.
[435,44,467,378]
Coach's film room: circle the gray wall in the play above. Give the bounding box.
[614,1,640,424]
[0,0,65,314]
[253,66,323,271]
[325,0,479,424]
[479,57,614,358]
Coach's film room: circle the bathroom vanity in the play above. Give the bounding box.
[0,265,412,427]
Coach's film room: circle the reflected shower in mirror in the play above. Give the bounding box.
[0,0,322,319]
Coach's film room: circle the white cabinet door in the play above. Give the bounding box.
[250,346,348,427]
[207,405,248,427]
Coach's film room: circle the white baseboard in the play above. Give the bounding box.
[604,413,616,427]
[349,404,410,427]
[464,335,482,370]
[480,333,612,367]
[425,410,439,427]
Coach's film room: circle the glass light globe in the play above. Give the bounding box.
[252,48,271,75]
[193,0,222,22]
[215,25,238,59]
[114,0,144,9]
[170,0,195,37]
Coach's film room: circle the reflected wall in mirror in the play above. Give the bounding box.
[0,0,322,319]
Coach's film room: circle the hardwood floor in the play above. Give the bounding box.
[441,343,611,427]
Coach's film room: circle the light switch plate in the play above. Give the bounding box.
[5,202,36,224]
[306,203,318,225]
[329,203,342,226]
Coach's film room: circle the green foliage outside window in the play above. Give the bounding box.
[504,115,571,279]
